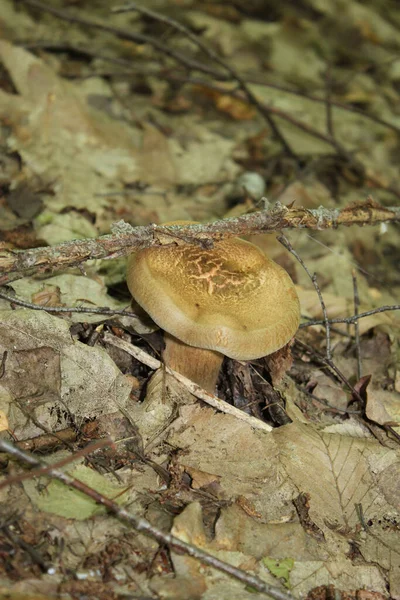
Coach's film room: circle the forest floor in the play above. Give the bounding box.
[0,1,399,599]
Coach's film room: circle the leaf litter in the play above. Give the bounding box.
[0,0,399,599]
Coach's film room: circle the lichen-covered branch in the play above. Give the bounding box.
[0,199,398,285]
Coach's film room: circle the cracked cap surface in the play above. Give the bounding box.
[127,236,300,360]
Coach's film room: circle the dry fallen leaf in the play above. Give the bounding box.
[0,410,9,432]
[0,308,131,439]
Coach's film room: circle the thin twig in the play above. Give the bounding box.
[294,340,371,412]
[0,351,7,379]
[18,0,221,78]
[312,274,331,360]
[103,333,273,433]
[0,289,138,318]
[0,438,112,489]
[277,240,384,426]
[299,304,400,328]
[15,427,77,454]
[278,235,332,360]
[324,64,334,139]
[2,525,53,574]
[352,271,362,380]
[20,36,400,137]
[19,40,138,69]
[111,2,295,157]
[294,383,361,415]
[0,439,294,600]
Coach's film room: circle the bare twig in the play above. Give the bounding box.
[0,351,7,379]
[294,339,373,416]
[352,271,362,380]
[19,40,138,69]
[0,439,294,600]
[0,289,137,318]
[103,333,273,432]
[0,438,112,489]
[278,235,332,360]
[0,199,398,285]
[111,2,295,157]
[324,64,334,140]
[294,383,361,415]
[2,524,53,574]
[277,239,388,426]
[18,0,221,78]
[300,304,400,328]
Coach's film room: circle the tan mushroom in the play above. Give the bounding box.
[127,228,300,393]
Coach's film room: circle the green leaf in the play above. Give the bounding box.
[262,557,294,588]
[23,463,128,520]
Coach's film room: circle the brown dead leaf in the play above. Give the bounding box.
[0,410,9,432]
[184,466,220,490]
[365,388,398,427]
[357,513,400,599]
[168,502,208,599]
[235,495,262,519]
[129,369,194,446]
[31,285,62,308]
[0,309,131,438]
[194,84,256,120]
[214,503,325,560]
[215,94,257,120]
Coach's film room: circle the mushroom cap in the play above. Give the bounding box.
[127,236,300,360]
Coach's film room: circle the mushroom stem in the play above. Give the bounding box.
[163,333,224,394]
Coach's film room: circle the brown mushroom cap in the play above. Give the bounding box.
[127,237,300,360]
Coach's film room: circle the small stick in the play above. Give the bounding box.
[103,333,272,432]
[0,438,112,489]
[2,524,54,573]
[299,304,400,328]
[0,289,138,318]
[278,235,331,360]
[352,270,362,380]
[325,64,334,139]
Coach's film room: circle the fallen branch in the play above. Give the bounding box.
[0,439,293,600]
[0,199,398,284]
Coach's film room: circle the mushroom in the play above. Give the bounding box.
[126,229,300,394]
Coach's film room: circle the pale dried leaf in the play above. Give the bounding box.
[0,309,131,438]
[275,423,386,529]
[0,410,9,432]
[365,387,399,427]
